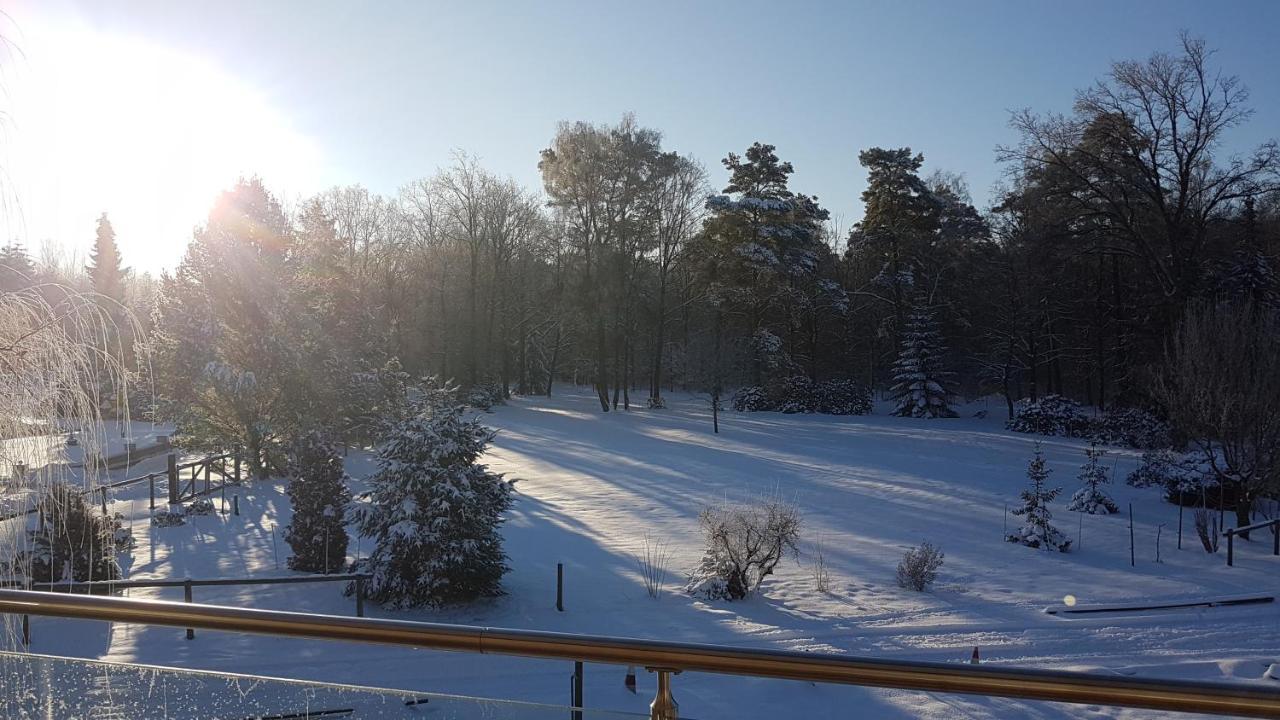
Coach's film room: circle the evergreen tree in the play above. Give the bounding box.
[889,300,957,418]
[1067,442,1119,515]
[284,433,351,573]
[0,241,36,292]
[87,213,126,307]
[351,389,512,608]
[1007,445,1071,551]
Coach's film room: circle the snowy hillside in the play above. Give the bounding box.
[20,390,1280,719]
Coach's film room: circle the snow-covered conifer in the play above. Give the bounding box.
[1007,445,1071,551]
[1067,442,1118,515]
[283,433,351,573]
[889,301,957,418]
[351,397,511,608]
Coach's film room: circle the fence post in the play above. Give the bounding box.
[355,576,365,618]
[184,579,194,639]
[1226,530,1234,567]
[1177,503,1183,550]
[1273,520,1279,557]
[149,474,156,510]
[556,563,564,612]
[167,454,179,505]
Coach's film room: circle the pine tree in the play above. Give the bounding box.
[1007,445,1071,551]
[889,300,957,418]
[284,433,351,573]
[87,213,126,307]
[1067,442,1119,515]
[0,242,36,292]
[351,392,512,608]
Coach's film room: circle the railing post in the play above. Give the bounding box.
[355,576,365,618]
[167,454,179,505]
[1226,530,1234,567]
[1273,520,1279,557]
[556,563,564,612]
[149,474,156,510]
[572,661,584,720]
[647,668,680,720]
[184,579,194,639]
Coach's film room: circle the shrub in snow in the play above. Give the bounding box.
[731,385,770,412]
[646,395,666,410]
[284,432,352,574]
[1194,508,1220,553]
[1067,442,1119,515]
[1090,407,1172,450]
[889,303,957,418]
[775,375,817,414]
[1007,446,1071,552]
[112,516,135,551]
[687,497,801,601]
[151,510,186,527]
[1005,395,1091,438]
[25,483,122,582]
[351,401,512,608]
[814,379,872,416]
[731,377,870,416]
[465,379,506,412]
[896,541,944,591]
[1125,449,1212,503]
[185,498,216,516]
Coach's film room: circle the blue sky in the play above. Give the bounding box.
[9,0,1280,270]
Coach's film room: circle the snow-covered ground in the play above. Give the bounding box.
[12,390,1280,718]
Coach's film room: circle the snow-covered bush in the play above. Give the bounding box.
[731,377,870,416]
[151,510,186,527]
[1090,407,1172,450]
[815,379,873,416]
[185,498,216,516]
[465,379,506,412]
[896,541,944,591]
[25,483,122,582]
[1067,443,1118,515]
[1007,446,1071,552]
[1126,449,1212,501]
[687,497,801,601]
[646,396,667,410]
[1006,395,1091,438]
[731,385,770,412]
[351,401,512,608]
[284,432,351,574]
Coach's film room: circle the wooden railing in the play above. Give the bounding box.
[1223,518,1280,567]
[1,590,1278,719]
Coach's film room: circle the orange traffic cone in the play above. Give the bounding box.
[625,665,637,694]
[971,647,980,664]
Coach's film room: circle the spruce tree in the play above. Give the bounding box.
[1007,445,1071,551]
[351,392,512,608]
[1067,442,1119,515]
[283,433,351,573]
[889,300,957,418]
[87,213,126,307]
[0,242,36,292]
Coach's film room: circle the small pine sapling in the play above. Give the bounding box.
[1066,442,1119,515]
[1007,445,1071,552]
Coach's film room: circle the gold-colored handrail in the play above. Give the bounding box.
[1,588,1277,719]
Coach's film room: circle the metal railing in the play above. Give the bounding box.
[1,589,1278,719]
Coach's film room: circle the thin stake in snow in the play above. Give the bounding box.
[1129,504,1135,568]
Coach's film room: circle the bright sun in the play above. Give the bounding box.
[7,21,324,272]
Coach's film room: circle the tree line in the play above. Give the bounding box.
[3,35,1276,474]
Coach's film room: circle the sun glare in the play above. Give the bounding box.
[8,21,323,271]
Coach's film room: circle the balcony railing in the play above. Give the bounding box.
[1,588,1278,719]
